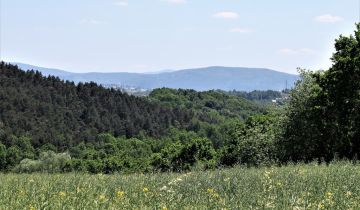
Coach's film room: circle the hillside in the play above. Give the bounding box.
[15,63,299,91]
[0,62,194,148]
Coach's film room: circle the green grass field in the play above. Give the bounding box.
[0,162,359,210]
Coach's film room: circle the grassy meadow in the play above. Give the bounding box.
[0,162,360,209]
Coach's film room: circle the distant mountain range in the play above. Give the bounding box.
[14,63,299,91]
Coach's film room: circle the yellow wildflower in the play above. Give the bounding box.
[326,192,334,206]
[207,188,214,194]
[117,191,125,198]
[346,191,352,197]
[58,191,66,198]
[319,203,325,210]
[326,192,333,198]
[99,194,107,201]
[143,187,149,193]
[162,206,168,210]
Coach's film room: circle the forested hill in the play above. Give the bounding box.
[0,62,194,148]
[0,62,267,149]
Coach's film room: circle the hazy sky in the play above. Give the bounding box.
[1,0,359,73]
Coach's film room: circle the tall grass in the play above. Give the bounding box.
[0,161,359,209]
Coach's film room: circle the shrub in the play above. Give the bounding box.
[13,151,71,173]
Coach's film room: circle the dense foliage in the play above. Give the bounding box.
[220,114,280,167]
[149,88,268,148]
[225,89,283,103]
[279,24,360,162]
[149,88,266,121]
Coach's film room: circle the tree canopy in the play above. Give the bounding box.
[280,24,360,162]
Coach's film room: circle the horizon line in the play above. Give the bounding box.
[6,61,299,75]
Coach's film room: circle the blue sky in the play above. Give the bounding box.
[0,0,359,74]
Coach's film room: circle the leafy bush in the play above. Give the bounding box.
[13,151,71,173]
[151,137,217,172]
[220,115,278,167]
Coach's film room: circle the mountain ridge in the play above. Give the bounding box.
[13,62,299,91]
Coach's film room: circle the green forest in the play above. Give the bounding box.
[0,24,359,174]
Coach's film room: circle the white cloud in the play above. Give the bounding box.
[229,27,253,33]
[279,48,316,55]
[314,14,344,23]
[79,19,107,25]
[213,11,239,19]
[114,1,128,7]
[162,0,187,4]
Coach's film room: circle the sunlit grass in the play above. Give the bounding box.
[1,161,360,209]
